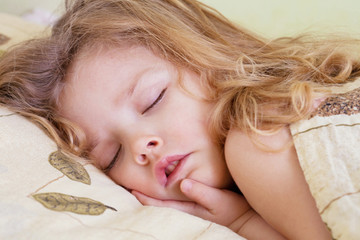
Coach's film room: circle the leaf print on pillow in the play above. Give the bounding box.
[49,150,91,185]
[33,192,117,215]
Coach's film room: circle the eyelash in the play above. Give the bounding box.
[142,88,167,114]
[103,146,121,173]
[104,89,167,172]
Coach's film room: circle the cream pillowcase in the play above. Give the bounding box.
[0,12,242,240]
[0,106,243,239]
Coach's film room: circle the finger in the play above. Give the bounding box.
[180,179,224,211]
[181,179,250,214]
[132,190,207,215]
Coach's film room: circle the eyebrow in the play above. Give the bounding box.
[113,66,164,106]
[112,67,151,106]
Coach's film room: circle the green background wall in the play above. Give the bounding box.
[0,0,359,37]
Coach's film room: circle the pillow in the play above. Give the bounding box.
[0,13,242,240]
[0,13,48,53]
[0,107,242,239]
[201,0,360,38]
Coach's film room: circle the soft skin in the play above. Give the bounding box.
[135,127,331,239]
[59,45,329,239]
[59,45,233,201]
[224,127,331,239]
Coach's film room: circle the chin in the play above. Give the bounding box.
[166,187,190,201]
[144,186,189,202]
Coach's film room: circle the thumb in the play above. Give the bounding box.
[180,179,222,211]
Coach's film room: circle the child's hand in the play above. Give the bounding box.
[132,179,251,229]
[132,179,285,239]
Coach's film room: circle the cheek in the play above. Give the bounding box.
[166,100,211,137]
[201,160,233,189]
[108,163,140,190]
[164,115,209,150]
[108,161,159,196]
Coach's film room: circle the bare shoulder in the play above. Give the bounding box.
[224,127,298,195]
[224,127,294,168]
[224,126,299,196]
[224,127,331,239]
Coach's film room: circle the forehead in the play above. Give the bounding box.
[66,45,177,100]
[74,44,163,70]
[58,44,176,141]
[63,44,170,94]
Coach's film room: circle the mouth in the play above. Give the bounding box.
[155,153,191,187]
[165,160,180,177]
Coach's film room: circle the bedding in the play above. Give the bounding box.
[290,79,360,240]
[0,13,242,240]
[0,107,242,240]
[2,10,360,240]
[0,13,47,52]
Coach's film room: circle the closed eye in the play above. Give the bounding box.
[142,88,167,114]
[103,146,121,173]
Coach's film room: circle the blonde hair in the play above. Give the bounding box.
[1,0,360,154]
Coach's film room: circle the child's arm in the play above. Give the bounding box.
[133,179,285,239]
[224,127,331,240]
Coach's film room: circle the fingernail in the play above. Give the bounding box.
[181,179,192,193]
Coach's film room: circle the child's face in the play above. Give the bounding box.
[60,45,233,200]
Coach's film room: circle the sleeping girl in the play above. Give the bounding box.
[1,0,359,239]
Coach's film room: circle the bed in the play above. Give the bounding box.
[0,107,241,240]
[1,5,360,239]
[0,13,242,240]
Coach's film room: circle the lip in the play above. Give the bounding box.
[155,153,191,187]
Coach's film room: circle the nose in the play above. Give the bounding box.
[132,136,163,165]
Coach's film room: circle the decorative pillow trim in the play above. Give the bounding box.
[313,87,360,117]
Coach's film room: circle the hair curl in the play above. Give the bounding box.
[1,0,360,154]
